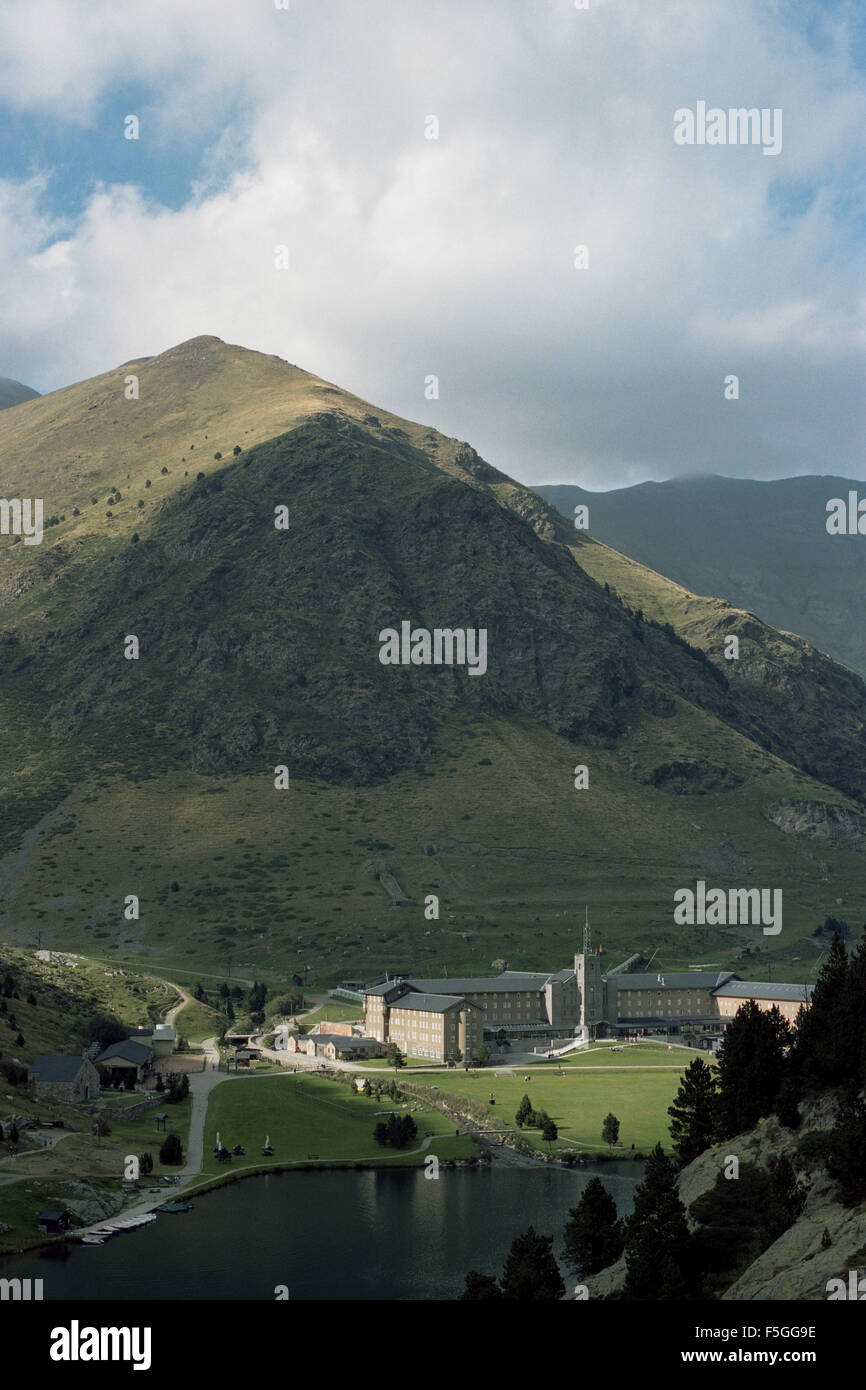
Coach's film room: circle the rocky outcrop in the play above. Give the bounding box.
[586,1092,866,1302]
[722,1168,866,1301]
[767,800,866,842]
[50,1180,124,1227]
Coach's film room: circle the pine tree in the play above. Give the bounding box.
[562,1177,624,1277]
[159,1132,183,1166]
[791,934,850,1090]
[826,1093,866,1206]
[668,1057,719,1163]
[716,1001,790,1138]
[500,1227,565,1300]
[842,934,866,1090]
[514,1093,533,1127]
[624,1144,697,1299]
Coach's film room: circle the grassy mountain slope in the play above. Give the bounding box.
[0,946,175,1065]
[539,476,866,679]
[0,338,864,989]
[0,377,40,412]
[560,529,866,802]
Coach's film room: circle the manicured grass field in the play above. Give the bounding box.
[550,1041,709,1069]
[200,1074,476,1173]
[361,1056,444,1070]
[297,1001,364,1027]
[411,1045,706,1154]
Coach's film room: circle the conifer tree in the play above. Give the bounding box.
[668,1057,719,1164]
[500,1227,565,1301]
[515,1094,533,1128]
[562,1177,623,1277]
[826,1092,866,1207]
[791,934,850,1090]
[623,1144,697,1299]
[716,1001,790,1138]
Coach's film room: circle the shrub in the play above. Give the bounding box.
[159,1133,183,1165]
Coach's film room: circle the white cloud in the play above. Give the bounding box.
[0,0,864,486]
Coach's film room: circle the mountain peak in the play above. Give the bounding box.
[0,376,41,411]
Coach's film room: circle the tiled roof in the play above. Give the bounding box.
[391,992,467,1013]
[95,1040,152,1065]
[28,1055,87,1082]
[713,981,814,1003]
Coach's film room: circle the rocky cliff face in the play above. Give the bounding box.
[766,800,866,843]
[587,1093,866,1302]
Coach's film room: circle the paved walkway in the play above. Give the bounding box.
[179,1036,226,1178]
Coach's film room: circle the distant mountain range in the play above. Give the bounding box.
[0,377,40,411]
[538,476,866,679]
[0,338,863,986]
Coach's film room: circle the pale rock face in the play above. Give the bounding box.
[722,1171,866,1301]
[767,800,866,843]
[52,1180,124,1226]
[587,1092,866,1302]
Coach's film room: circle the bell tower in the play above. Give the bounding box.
[574,907,604,1034]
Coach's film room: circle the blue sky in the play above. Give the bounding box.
[0,0,863,488]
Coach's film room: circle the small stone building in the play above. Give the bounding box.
[95,1039,153,1084]
[28,1055,101,1104]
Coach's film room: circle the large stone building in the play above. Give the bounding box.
[712,980,814,1027]
[365,983,483,1062]
[604,970,813,1042]
[608,971,738,1031]
[363,948,602,1058]
[362,941,814,1057]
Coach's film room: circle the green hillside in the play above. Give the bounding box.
[0,946,176,1066]
[539,476,866,679]
[1,338,864,993]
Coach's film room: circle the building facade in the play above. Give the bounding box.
[28,1055,101,1104]
[363,954,814,1055]
[365,983,483,1062]
[712,980,813,1026]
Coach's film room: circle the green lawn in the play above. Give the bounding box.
[298,1000,364,1027]
[112,1096,193,1166]
[547,1041,710,1069]
[361,1056,444,1070]
[200,1074,475,1173]
[412,1046,705,1154]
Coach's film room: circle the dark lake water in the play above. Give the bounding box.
[3,1162,641,1301]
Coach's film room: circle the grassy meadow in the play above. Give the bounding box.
[408,1041,707,1155]
[0,710,856,995]
[199,1073,476,1175]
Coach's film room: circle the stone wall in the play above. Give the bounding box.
[103,1095,162,1122]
